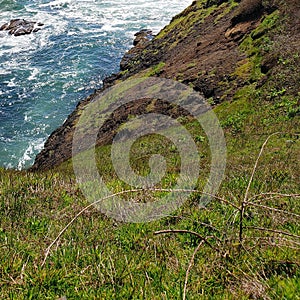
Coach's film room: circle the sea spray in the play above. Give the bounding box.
[0,0,192,169]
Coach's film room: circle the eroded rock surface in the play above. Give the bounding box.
[31,0,300,170]
[0,19,44,36]
[120,29,154,71]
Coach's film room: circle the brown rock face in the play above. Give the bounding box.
[30,0,300,171]
[120,29,154,71]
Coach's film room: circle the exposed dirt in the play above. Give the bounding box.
[31,0,299,170]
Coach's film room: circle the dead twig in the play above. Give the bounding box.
[183,240,204,300]
[41,188,143,266]
[41,188,232,266]
[239,133,281,247]
[245,201,300,218]
[243,236,300,249]
[248,193,300,203]
[246,226,300,239]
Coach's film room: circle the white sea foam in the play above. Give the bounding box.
[0,69,11,75]
[1,0,192,57]
[28,67,40,81]
[7,78,16,87]
[24,112,32,122]
[39,0,73,8]
[17,137,45,170]
[0,0,193,169]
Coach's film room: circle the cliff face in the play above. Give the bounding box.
[31,0,300,170]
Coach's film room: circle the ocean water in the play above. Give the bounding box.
[0,0,192,169]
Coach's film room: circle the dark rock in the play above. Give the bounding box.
[192,76,218,98]
[204,0,229,9]
[260,54,278,74]
[102,73,123,89]
[133,29,154,46]
[30,0,299,171]
[120,29,154,71]
[231,0,277,26]
[0,24,7,31]
[0,19,43,36]
[231,0,264,26]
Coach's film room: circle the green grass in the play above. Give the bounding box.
[0,88,299,298]
[155,0,223,44]
[144,62,166,77]
[1,1,299,298]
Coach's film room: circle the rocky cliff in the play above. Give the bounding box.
[31,0,300,170]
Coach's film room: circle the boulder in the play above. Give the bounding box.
[120,29,154,71]
[133,29,154,46]
[0,19,44,36]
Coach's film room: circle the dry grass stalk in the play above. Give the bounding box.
[41,188,234,266]
[239,132,281,247]
[183,240,204,300]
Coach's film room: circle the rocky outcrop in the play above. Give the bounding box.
[231,0,277,26]
[0,19,43,36]
[31,0,300,170]
[133,29,154,46]
[31,92,98,171]
[120,29,154,71]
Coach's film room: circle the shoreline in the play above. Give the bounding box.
[0,1,192,170]
[31,0,299,171]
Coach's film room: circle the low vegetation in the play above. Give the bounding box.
[1,89,299,299]
[0,0,299,298]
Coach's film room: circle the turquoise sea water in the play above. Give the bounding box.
[0,0,192,169]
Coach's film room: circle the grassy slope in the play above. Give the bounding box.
[1,0,299,299]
